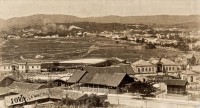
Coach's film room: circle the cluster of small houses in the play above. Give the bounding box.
[3,25,85,39]
[1,55,200,107]
[98,28,200,51]
[98,29,183,45]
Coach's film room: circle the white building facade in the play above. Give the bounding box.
[132,58,181,75]
[0,61,41,72]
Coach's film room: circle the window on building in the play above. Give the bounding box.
[177,67,179,70]
[172,67,174,70]
[142,68,144,72]
[22,66,24,69]
[169,67,171,71]
[152,67,154,71]
[166,67,168,71]
[138,68,140,73]
[191,76,193,82]
[32,66,34,69]
[37,66,39,68]
[146,68,148,71]
[149,68,151,71]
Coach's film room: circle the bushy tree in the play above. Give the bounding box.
[61,94,109,107]
[128,81,156,97]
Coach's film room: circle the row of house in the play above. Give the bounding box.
[1,57,200,95]
[0,57,181,74]
[131,57,181,75]
[0,61,41,72]
[0,58,123,72]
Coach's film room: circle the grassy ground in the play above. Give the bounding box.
[1,37,185,62]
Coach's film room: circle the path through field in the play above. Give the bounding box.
[81,45,100,57]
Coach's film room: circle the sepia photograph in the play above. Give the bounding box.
[0,0,200,108]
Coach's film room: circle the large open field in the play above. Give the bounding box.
[1,37,185,62]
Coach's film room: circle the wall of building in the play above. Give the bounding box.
[28,65,41,72]
[163,65,181,73]
[79,85,117,94]
[181,74,197,83]
[0,64,41,72]
[167,85,186,94]
[135,66,156,73]
[18,64,25,72]
[132,65,181,74]
[0,65,12,71]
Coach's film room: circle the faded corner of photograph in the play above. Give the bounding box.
[0,0,200,108]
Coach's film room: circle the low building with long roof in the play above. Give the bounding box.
[67,66,135,94]
[166,79,188,94]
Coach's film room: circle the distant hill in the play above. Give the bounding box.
[0,14,84,29]
[0,19,5,26]
[0,14,200,29]
[85,15,200,25]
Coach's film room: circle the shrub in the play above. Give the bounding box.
[61,93,109,107]
[128,81,156,97]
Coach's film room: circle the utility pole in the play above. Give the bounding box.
[146,99,147,108]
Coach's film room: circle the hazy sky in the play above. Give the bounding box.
[0,0,200,19]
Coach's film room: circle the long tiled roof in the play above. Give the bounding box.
[149,58,178,66]
[79,66,134,85]
[117,64,136,75]
[106,73,127,87]
[166,79,187,86]
[80,72,128,87]
[160,58,177,65]
[79,66,131,87]
[132,60,153,66]
[89,72,112,85]
[67,70,86,83]
[79,71,96,84]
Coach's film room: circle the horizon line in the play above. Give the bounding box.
[1,14,200,20]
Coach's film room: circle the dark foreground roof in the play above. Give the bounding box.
[79,71,96,84]
[80,72,132,87]
[0,76,15,87]
[67,70,86,83]
[89,72,113,85]
[106,73,127,87]
[118,64,135,75]
[166,79,188,86]
[80,66,118,84]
